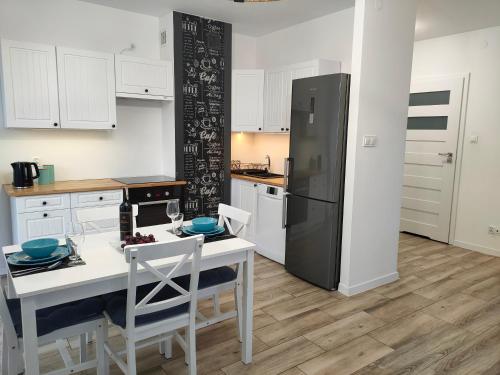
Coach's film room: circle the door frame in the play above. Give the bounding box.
[405,73,470,244]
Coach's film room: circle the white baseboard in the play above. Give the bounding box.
[338,271,399,297]
[453,240,500,257]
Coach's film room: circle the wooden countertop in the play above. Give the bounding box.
[4,178,189,197]
[231,174,284,188]
[3,179,126,197]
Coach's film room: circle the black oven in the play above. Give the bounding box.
[128,185,184,228]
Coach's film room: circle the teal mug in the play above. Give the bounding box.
[38,165,55,185]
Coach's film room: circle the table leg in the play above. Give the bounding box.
[20,298,39,375]
[241,250,254,364]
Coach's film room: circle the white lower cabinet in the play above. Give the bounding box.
[16,209,72,243]
[231,178,286,264]
[11,189,122,243]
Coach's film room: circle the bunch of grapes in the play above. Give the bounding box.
[121,232,157,248]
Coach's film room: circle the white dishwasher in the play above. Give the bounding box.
[255,184,286,264]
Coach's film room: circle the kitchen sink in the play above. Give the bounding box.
[232,169,283,179]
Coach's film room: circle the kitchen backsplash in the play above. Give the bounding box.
[231,132,289,174]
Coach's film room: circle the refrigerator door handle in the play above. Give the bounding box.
[282,193,289,228]
[283,157,291,192]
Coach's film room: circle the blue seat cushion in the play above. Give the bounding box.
[175,266,237,290]
[102,282,189,329]
[7,297,104,338]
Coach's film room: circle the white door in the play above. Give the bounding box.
[0,39,60,129]
[238,180,258,242]
[400,76,465,242]
[115,54,173,98]
[57,47,116,130]
[232,69,264,132]
[263,68,288,133]
[18,209,72,242]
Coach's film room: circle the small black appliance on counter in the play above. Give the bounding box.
[11,162,40,189]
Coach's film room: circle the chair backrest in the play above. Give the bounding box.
[123,235,204,331]
[217,203,251,237]
[76,206,120,233]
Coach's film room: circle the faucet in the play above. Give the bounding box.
[265,155,271,171]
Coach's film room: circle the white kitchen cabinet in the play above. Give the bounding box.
[57,47,116,130]
[230,178,258,242]
[263,59,341,133]
[232,69,264,132]
[115,54,173,100]
[70,189,123,208]
[13,194,70,214]
[15,209,72,243]
[0,39,60,129]
[255,184,286,264]
[263,67,289,133]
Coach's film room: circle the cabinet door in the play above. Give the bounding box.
[0,39,60,129]
[263,68,288,133]
[285,62,319,131]
[57,47,116,130]
[230,178,241,207]
[232,69,264,132]
[17,209,72,242]
[238,180,257,241]
[115,55,173,99]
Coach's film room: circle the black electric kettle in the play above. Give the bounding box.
[11,162,40,188]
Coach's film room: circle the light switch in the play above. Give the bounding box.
[363,135,377,147]
[470,135,479,144]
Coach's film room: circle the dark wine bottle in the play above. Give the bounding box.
[119,188,133,241]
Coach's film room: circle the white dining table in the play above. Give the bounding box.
[1,224,255,375]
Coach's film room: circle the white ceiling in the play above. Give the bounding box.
[416,0,500,41]
[81,0,500,40]
[80,0,354,37]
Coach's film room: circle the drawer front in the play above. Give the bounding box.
[15,194,70,213]
[71,189,123,208]
[17,209,72,242]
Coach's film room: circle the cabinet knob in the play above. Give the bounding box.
[145,89,149,93]
[281,128,284,131]
[42,201,47,205]
[254,184,257,187]
[43,213,48,218]
[111,124,116,128]
[258,128,262,131]
[53,122,58,127]
[99,197,103,201]
[286,128,289,131]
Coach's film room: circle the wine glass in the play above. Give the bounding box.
[166,199,180,233]
[67,222,85,262]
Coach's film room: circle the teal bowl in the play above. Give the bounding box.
[192,217,217,232]
[21,238,59,259]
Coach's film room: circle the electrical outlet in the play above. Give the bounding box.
[488,225,500,235]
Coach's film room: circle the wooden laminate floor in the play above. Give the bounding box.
[3,233,500,374]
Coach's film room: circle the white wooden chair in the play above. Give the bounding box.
[194,204,251,338]
[0,280,106,375]
[102,235,204,375]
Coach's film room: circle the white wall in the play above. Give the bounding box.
[233,33,257,69]
[0,0,164,246]
[339,0,417,296]
[256,7,354,71]
[412,26,500,255]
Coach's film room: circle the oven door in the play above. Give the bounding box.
[136,201,170,228]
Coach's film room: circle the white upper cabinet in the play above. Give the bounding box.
[57,47,116,130]
[263,67,289,133]
[0,39,60,129]
[262,59,341,133]
[115,55,173,100]
[232,69,264,132]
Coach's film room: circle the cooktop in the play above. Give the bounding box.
[114,175,176,185]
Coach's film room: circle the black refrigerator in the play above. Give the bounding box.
[284,73,350,290]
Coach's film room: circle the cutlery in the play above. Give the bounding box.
[11,260,63,277]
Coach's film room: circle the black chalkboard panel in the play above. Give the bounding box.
[174,12,231,220]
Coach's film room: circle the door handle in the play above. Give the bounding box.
[283,158,290,192]
[438,152,453,163]
[282,194,288,229]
